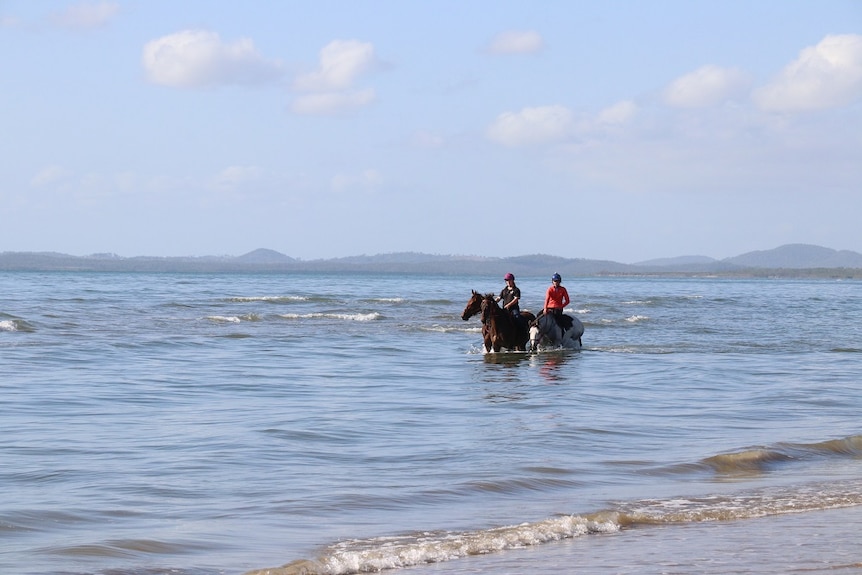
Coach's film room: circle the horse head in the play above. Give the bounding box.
[461,290,484,321]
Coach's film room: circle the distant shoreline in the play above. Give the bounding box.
[1,249,861,279]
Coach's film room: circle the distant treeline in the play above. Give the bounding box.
[1,251,860,278]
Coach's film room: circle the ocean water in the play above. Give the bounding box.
[1,272,860,575]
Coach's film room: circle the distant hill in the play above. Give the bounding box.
[725,244,862,269]
[0,244,860,277]
[236,248,296,264]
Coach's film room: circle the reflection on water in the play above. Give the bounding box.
[533,351,573,382]
[482,352,533,367]
[476,350,580,387]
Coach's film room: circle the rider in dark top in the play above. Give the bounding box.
[497,273,521,319]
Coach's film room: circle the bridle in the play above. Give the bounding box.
[461,292,483,321]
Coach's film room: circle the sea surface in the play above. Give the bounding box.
[1,271,861,575]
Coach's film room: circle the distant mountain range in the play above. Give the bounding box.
[1,244,861,277]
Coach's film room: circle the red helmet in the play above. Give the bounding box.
[504,273,515,281]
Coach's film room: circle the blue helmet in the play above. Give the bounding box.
[552,273,562,282]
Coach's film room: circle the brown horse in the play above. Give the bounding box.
[461,290,534,352]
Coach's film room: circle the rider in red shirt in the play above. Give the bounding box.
[543,273,570,317]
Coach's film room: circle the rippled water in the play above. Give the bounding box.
[1,272,860,575]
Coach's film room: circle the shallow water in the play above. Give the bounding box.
[1,272,860,574]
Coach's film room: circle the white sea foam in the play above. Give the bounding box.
[245,515,614,575]
[335,312,381,322]
[246,477,862,575]
[279,312,382,322]
[626,315,649,323]
[421,325,481,333]
[208,315,242,323]
[230,296,309,302]
[0,319,17,331]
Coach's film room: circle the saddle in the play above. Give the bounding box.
[538,310,572,331]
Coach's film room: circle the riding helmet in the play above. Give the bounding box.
[504,273,515,281]
[552,273,562,282]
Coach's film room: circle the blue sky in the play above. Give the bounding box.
[2,1,860,262]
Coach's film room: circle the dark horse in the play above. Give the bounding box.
[461,290,535,352]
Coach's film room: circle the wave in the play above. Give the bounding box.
[228,296,311,303]
[612,479,862,524]
[418,325,480,334]
[279,312,382,322]
[699,435,862,476]
[245,477,862,575]
[205,312,382,324]
[245,436,862,575]
[589,316,649,326]
[206,314,262,323]
[0,317,35,332]
[244,516,618,575]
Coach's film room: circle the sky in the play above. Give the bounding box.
[1,1,861,263]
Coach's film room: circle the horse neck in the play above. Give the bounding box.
[484,299,510,327]
[481,299,498,325]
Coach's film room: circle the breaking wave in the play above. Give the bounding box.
[206,314,262,323]
[279,312,382,322]
[246,436,862,575]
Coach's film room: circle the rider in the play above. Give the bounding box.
[543,273,570,327]
[497,272,526,337]
[496,273,521,320]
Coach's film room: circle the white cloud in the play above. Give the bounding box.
[664,65,751,108]
[486,105,573,147]
[596,100,637,126]
[50,1,119,29]
[411,130,445,149]
[294,40,376,92]
[331,169,383,193]
[753,34,862,111]
[212,166,261,191]
[142,30,283,89]
[1,15,21,28]
[488,30,544,55]
[291,88,376,115]
[30,166,70,187]
[290,40,377,115]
